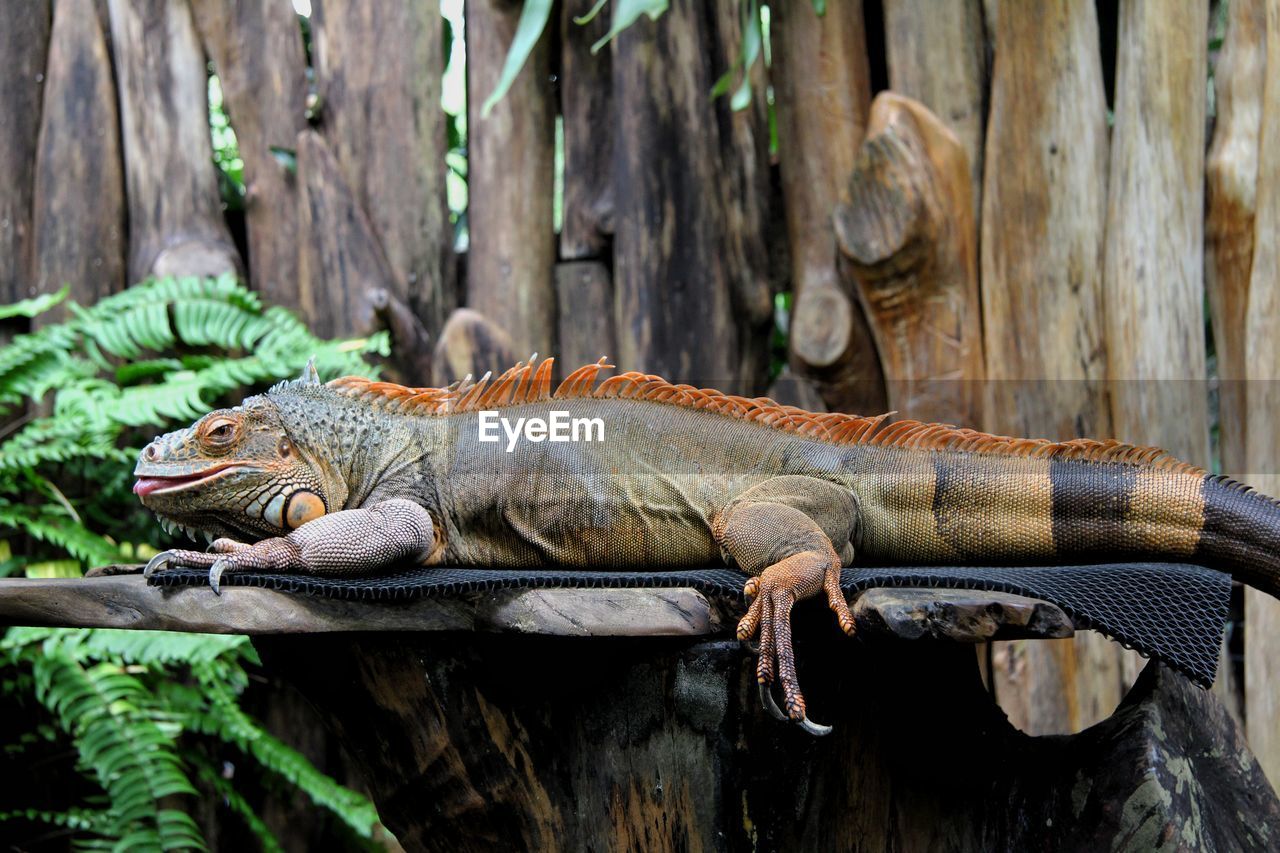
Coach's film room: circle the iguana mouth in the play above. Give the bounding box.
[134,464,242,498]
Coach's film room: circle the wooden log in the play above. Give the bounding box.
[981,0,1136,736]
[555,261,616,370]
[0,575,718,637]
[852,588,1073,643]
[1207,0,1265,480]
[1206,0,1264,734]
[258,634,1278,850]
[559,0,614,261]
[295,129,400,340]
[981,0,1110,442]
[835,92,982,426]
[311,0,453,331]
[1244,0,1280,790]
[0,0,50,303]
[612,0,775,391]
[882,0,986,220]
[192,0,308,315]
[1103,0,1210,466]
[466,0,556,357]
[770,0,886,415]
[431,307,517,387]
[106,0,240,283]
[31,0,125,321]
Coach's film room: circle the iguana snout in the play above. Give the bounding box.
[135,398,329,543]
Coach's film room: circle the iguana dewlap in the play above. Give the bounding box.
[134,358,1280,735]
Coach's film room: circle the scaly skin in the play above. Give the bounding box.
[131,358,1280,734]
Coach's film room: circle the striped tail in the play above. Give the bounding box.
[1193,476,1280,598]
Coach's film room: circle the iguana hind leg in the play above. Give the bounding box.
[715,477,859,735]
[144,499,436,594]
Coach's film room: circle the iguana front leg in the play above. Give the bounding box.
[144,499,436,594]
[715,477,859,736]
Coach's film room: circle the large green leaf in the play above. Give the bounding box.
[591,0,669,53]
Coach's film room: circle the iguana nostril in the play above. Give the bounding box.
[144,444,157,460]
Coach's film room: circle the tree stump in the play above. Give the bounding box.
[3,576,1275,850]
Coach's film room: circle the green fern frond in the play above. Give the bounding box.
[0,505,121,567]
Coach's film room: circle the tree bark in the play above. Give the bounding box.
[1243,0,1280,791]
[559,0,614,262]
[980,0,1133,736]
[106,0,240,283]
[882,0,987,221]
[612,0,775,392]
[835,93,982,426]
[771,0,885,414]
[311,0,453,332]
[466,0,556,357]
[0,0,51,303]
[31,0,124,321]
[193,0,308,315]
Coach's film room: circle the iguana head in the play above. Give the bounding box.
[134,363,336,543]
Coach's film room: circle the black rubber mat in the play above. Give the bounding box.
[149,561,1230,688]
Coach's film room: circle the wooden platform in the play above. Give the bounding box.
[1,574,1275,850]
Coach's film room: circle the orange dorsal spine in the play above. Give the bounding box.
[324,357,1206,476]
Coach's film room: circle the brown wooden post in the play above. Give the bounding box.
[310,0,453,333]
[31,0,124,320]
[106,0,240,282]
[0,0,51,305]
[834,93,982,427]
[1103,0,1210,467]
[192,0,308,316]
[980,0,1136,735]
[466,0,556,357]
[771,0,885,414]
[882,0,987,221]
[1206,0,1265,730]
[295,130,402,341]
[1243,0,1280,789]
[612,0,775,390]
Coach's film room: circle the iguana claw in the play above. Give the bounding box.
[143,551,173,579]
[797,716,832,737]
[208,559,230,596]
[759,683,788,721]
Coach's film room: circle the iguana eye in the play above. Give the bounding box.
[200,417,239,449]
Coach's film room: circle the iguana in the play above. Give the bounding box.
[133,358,1280,735]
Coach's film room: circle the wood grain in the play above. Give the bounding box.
[0,0,50,303]
[31,0,124,319]
[311,0,453,331]
[835,93,982,426]
[1102,0,1210,466]
[466,0,556,357]
[193,0,308,315]
[981,0,1135,736]
[0,575,715,636]
[555,261,616,371]
[559,0,614,261]
[771,0,886,414]
[612,0,775,391]
[1244,0,1280,791]
[295,129,402,340]
[1206,0,1264,735]
[106,0,240,283]
[882,0,987,220]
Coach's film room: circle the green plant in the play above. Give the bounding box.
[0,276,388,848]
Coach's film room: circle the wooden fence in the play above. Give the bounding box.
[0,0,1276,783]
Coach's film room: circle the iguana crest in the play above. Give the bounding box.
[327,357,1206,476]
